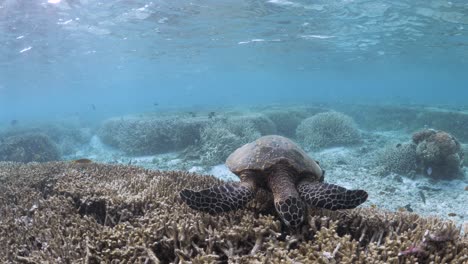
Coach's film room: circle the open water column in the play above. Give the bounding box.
[0,1,467,263]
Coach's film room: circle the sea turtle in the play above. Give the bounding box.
[180,135,368,227]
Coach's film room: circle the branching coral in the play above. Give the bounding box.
[412,129,464,179]
[0,133,60,162]
[296,112,361,151]
[0,162,467,263]
[375,143,417,176]
[182,114,275,166]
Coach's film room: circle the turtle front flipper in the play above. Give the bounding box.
[180,182,255,214]
[298,181,368,210]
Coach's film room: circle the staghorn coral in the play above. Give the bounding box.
[0,162,467,263]
[375,143,417,176]
[0,132,60,162]
[412,129,464,179]
[296,112,361,151]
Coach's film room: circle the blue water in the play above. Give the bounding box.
[1,0,468,122]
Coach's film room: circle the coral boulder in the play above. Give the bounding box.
[412,129,464,179]
[296,111,361,150]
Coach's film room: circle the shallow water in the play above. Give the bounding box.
[1,0,468,242]
[1,0,468,121]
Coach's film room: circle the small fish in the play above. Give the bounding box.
[91,104,96,111]
[72,158,93,164]
[208,111,216,119]
[188,111,196,118]
[426,167,432,176]
[418,190,426,204]
[10,119,18,126]
[370,204,377,209]
[398,204,413,212]
[396,143,402,148]
[153,102,159,106]
[448,213,457,217]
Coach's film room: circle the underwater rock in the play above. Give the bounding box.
[0,162,467,263]
[296,111,361,150]
[0,133,60,162]
[412,129,464,179]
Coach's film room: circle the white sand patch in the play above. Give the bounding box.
[209,164,238,182]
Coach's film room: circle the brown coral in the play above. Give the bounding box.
[412,129,464,179]
[0,162,467,263]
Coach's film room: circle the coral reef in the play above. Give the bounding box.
[37,123,92,155]
[296,111,361,150]
[0,133,60,162]
[0,122,92,156]
[183,114,275,166]
[98,115,209,155]
[226,113,277,136]
[336,104,421,132]
[332,104,468,142]
[98,113,275,157]
[412,129,464,179]
[375,143,417,176]
[262,109,312,137]
[1,162,467,263]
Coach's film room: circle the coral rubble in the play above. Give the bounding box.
[0,162,466,263]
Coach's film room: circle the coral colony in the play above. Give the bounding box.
[0,104,467,262]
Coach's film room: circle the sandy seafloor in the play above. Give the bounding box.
[63,129,468,227]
